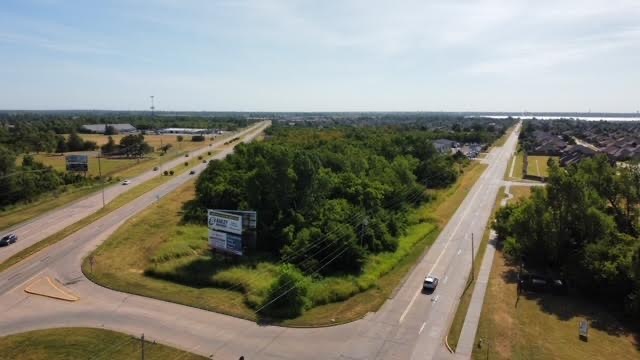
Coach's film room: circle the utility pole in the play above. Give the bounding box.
[471,233,475,281]
[97,153,105,208]
[150,95,163,172]
[360,217,369,248]
[141,333,145,360]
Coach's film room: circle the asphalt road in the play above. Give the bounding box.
[0,123,519,360]
[0,122,269,264]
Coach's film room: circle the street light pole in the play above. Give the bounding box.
[471,233,475,281]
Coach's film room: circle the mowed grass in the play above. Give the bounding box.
[472,185,639,359]
[84,161,487,326]
[0,327,206,360]
[509,151,524,179]
[472,251,639,360]
[526,156,556,178]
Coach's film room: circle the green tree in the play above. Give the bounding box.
[260,264,310,318]
[66,131,85,152]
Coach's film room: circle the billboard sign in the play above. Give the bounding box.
[208,230,243,255]
[65,155,89,172]
[226,210,257,231]
[208,210,242,235]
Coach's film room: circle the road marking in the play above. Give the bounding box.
[457,249,462,256]
[399,173,488,323]
[431,295,439,304]
[443,276,448,284]
[419,322,426,334]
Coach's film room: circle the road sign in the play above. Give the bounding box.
[208,210,242,235]
[65,155,89,172]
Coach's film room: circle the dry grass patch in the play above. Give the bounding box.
[473,249,640,360]
[0,327,206,360]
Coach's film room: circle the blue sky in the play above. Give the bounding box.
[1,0,639,112]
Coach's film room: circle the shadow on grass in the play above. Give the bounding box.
[497,250,640,349]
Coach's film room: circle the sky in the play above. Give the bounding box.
[0,0,639,112]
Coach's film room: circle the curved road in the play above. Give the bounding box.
[0,123,519,360]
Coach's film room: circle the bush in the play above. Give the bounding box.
[207,151,211,155]
[184,162,189,166]
[163,170,169,176]
[203,160,206,163]
[198,156,203,160]
[192,135,205,142]
[153,166,159,171]
[169,170,174,175]
[260,264,310,318]
[184,154,189,157]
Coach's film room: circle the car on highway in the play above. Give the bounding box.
[122,180,131,185]
[423,275,439,291]
[0,233,18,247]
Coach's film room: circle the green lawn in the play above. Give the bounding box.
[473,251,639,360]
[526,156,556,179]
[83,162,488,326]
[509,151,524,179]
[0,328,206,360]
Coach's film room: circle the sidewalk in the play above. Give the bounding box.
[454,184,511,357]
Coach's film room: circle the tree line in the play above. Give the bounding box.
[184,125,487,276]
[0,147,88,208]
[494,156,640,320]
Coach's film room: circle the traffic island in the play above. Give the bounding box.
[24,277,79,302]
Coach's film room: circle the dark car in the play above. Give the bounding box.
[0,233,17,247]
[423,275,439,291]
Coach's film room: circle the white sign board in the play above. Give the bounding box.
[208,210,242,235]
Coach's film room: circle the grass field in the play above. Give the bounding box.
[84,162,488,326]
[0,328,206,360]
[472,251,639,360]
[511,152,525,179]
[526,156,556,178]
[472,186,639,359]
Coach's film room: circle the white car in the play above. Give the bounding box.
[423,275,439,291]
[122,180,131,185]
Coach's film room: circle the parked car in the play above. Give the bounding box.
[423,275,439,291]
[0,233,17,247]
[122,180,131,185]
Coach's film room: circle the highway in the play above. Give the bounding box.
[0,122,268,264]
[0,122,519,360]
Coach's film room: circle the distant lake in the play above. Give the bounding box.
[470,115,640,122]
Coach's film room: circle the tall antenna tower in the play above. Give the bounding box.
[150,95,155,117]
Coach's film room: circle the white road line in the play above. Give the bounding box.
[419,322,426,334]
[398,167,489,323]
[443,276,448,284]
[457,249,462,256]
